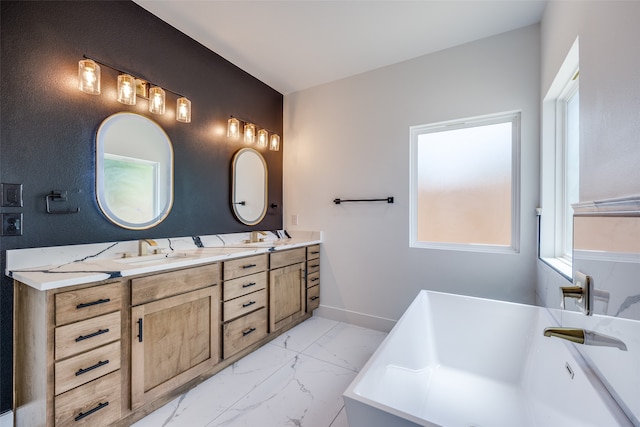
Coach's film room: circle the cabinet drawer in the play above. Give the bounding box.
[55,311,121,360]
[55,341,121,395]
[223,289,267,322]
[307,285,320,312]
[307,245,320,260]
[270,247,306,270]
[132,263,220,306]
[54,370,121,427]
[55,282,122,326]
[306,271,320,289]
[223,307,268,358]
[223,254,268,280]
[223,271,267,301]
[306,260,320,275]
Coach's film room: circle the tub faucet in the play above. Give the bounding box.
[544,327,627,351]
[139,238,158,256]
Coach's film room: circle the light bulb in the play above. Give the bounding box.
[257,129,268,147]
[228,117,240,139]
[244,123,256,144]
[269,134,280,151]
[117,74,136,105]
[149,86,165,114]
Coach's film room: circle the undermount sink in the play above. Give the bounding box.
[114,252,194,266]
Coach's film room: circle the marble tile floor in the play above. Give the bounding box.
[133,316,387,427]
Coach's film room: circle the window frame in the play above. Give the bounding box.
[540,38,579,279]
[409,111,521,253]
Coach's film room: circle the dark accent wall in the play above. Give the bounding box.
[0,1,283,412]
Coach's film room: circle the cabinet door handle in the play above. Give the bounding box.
[76,328,110,342]
[76,298,110,309]
[75,360,109,376]
[242,282,256,288]
[310,296,320,301]
[74,401,109,421]
[242,300,256,308]
[242,263,257,269]
[137,318,143,343]
[242,327,256,336]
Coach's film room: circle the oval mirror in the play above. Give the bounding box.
[96,112,174,230]
[232,148,268,226]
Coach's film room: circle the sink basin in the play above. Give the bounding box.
[114,252,194,266]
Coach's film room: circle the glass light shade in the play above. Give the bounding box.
[228,117,240,139]
[244,123,256,144]
[257,129,268,147]
[117,74,136,105]
[149,86,166,114]
[269,134,280,151]
[176,97,191,123]
[78,59,101,95]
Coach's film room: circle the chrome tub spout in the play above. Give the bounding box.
[543,327,627,351]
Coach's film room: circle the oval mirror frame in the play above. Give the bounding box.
[96,112,174,230]
[232,148,268,226]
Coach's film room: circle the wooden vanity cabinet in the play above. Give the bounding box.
[306,244,321,312]
[222,254,269,358]
[269,248,306,332]
[14,279,126,427]
[130,264,220,409]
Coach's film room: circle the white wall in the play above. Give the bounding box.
[284,25,540,330]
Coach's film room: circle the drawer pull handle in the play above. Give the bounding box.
[309,264,319,268]
[310,296,320,301]
[310,251,319,254]
[242,263,257,269]
[242,327,257,336]
[76,298,110,309]
[75,360,109,376]
[242,282,257,288]
[74,401,109,421]
[311,278,320,282]
[137,318,143,343]
[242,300,256,308]
[76,328,110,342]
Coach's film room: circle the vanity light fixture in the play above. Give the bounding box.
[117,74,136,105]
[148,86,166,115]
[257,129,268,147]
[244,123,256,144]
[77,55,191,123]
[176,97,191,123]
[269,134,280,151]
[78,59,101,95]
[228,117,241,139]
[227,116,280,151]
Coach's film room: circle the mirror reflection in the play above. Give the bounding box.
[96,112,173,229]
[232,148,268,226]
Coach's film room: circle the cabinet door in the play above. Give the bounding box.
[269,263,305,332]
[131,286,220,409]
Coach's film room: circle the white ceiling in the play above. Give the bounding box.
[135,0,547,95]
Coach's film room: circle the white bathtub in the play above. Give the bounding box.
[344,290,633,427]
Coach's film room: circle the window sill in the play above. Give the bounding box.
[540,257,572,281]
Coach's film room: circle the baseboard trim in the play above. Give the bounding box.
[314,305,396,333]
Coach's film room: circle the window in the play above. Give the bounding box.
[410,111,521,253]
[540,38,579,277]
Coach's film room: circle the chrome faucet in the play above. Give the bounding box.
[543,327,627,351]
[139,238,158,256]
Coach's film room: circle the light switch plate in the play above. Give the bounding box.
[1,183,23,207]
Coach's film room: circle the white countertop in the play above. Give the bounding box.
[6,231,321,291]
